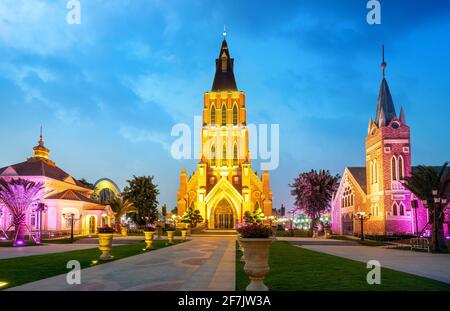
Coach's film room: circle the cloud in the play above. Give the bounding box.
[122,72,206,121]
[0,0,92,55]
[119,125,170,150]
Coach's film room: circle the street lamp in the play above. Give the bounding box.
[353,212,371,241]
[35,203,47,244]
[62,213,82,243]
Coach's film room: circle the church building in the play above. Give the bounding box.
[331,48,449,237]
[177,36,273,229]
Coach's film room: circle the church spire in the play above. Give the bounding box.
[375,45,397,127]
[211,30,238,92]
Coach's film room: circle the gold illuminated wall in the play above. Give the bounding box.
[177,89,273,229]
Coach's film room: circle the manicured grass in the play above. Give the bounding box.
[236,241,450,291]
[330,235,388,247]
[0,240,184,290]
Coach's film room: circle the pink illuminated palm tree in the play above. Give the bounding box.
[0,178,48,246]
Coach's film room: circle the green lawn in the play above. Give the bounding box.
[236,241,450,291]
[0,240,184,290]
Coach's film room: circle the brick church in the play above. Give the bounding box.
[331,48,449,237]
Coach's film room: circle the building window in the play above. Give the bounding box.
[391,156,398,181]
[221,53,227,72]
[221,104,227,126]
[374,159,378,183]
[233,143,238,166]
[398,156,404,180]
[232,104,238,125]
[341,186,354,208]
[30,214,36,226]
[211,145,216,166]
[399,202,405,216]
[392,202,398,216]
[222,143,227,166]
[210,104,216,125]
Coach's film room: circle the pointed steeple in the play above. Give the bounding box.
[399,106,406,124]
[378,108,386,127]
[375,45,397,127]
[211,31,238,92]
[367,116,373,134]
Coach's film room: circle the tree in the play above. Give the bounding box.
[181,206,204,228]
[244,205,264,224]
[108,197,137,232]
[404,162,449,251]
[289,169,340,230]
[171,206,178,215]
[122,176,159,225]
[78,178,95,190]
[161,204,168,218]
[0,178,48,246]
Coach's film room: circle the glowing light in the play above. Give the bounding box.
[91,260,98,265]
[0,282,8,288]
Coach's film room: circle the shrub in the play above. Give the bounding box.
[144,225,155,232]
[98,226,115,234]
[239,223,273,238]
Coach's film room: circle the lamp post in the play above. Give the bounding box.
[354,212,371,241]
[35,203,47,244]
[62,213,82,243]
[411,199,420,238]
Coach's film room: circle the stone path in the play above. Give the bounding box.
[294,243,450,284]
[8,236,236,291]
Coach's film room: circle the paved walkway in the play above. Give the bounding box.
[294,243,450,284]
[0,244,98,260]
[8,236,236,291]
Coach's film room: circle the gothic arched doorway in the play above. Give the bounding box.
[214,199,234,229]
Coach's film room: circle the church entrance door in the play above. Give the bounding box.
[214,199,234,229]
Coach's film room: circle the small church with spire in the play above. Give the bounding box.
[331,47,431,236]
[176,33,273,229]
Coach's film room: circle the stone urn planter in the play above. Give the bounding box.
[120,226,128,237]
[98,227,115,261]
[181,229,187,241]
[144,230,155,250]
[238,224,273,291]
[167,230,175,244]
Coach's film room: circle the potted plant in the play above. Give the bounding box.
[238,223,273,291]
[166,224,175,244]
[98,226,115,260]
[143,225,155,250]
[181,227,188,241]
[120,224,128,237]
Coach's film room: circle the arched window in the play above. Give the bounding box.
[392,202,398,216]
[399,202,405,216]
[221,104,227,126]
[210,145,216,166]
[370,162,373,184]
[232,104,238,125]
[391,156,398,181]
[222,143,227,166]
[398,156,404,180]
[210,104,216,125]
[374,160,378,183]
[341,186,354,208]
[233,143,238,166]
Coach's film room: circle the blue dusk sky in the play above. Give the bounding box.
[0,0,449,211]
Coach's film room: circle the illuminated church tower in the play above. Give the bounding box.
[365,46,418,234]
[177,35,273,229]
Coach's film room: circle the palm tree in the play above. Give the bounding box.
[0,178,48,246]
[107,197,137,232]
[404,162,449,251]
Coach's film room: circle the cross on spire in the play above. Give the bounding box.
[381,45,387,78]
[223,25,227,39]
